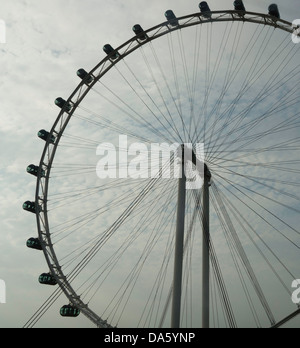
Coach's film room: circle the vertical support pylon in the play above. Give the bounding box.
[171,148,186,329]
[202,164,211,328]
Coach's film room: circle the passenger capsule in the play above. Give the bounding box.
[77,69,93,84]
[234,0,246,12]
[38,273,57,286]
[132,24,148,41]
[26,237,42,250]
[268,4,280,19]
[55,97,72,112]
[26,164,45,178]
[37,129,55,144]
[165,10,179,27]
[23,201,41,214]
[199,2,212,17]
[103,44,120,60]
[60,305,80,317]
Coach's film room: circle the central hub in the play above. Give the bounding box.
[178,144,211,188]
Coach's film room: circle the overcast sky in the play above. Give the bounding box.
[0,0,299,328]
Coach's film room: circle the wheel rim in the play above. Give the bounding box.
[26,9,300,328]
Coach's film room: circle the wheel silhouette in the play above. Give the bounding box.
[24,3,300,328]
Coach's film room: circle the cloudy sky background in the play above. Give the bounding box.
[0,0,300,328]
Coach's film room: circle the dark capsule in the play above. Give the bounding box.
[77,69,93,84]
[23,201,41,214]
[55,97,72,112]
[38,273,57,286]
[199,2,212,18]
[37,129,55,144]
[26,164,45,178]
[26,237,43,250]
[234,0,246,12]
[268,4,280,19]
[103,44,120,60]
[60,305,81,317]
[165,10,179,27]
[132,24,148,41]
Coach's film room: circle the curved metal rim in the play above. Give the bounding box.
[34,10,296,328]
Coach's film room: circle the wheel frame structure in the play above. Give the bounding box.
[32,10,298,328]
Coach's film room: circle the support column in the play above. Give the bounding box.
[171,160,186,329]
[202,165,211,328]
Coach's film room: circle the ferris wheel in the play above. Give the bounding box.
[23,1,300,328]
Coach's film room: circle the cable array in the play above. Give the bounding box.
[25,8,300,328]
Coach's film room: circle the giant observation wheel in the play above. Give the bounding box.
[24,2,300,328]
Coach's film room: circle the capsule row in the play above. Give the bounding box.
[162,2,280,29]
[25,145,80,318]
[25,128,55,295]
[165,2,280,25]
[25,239,80,316]
[101,2,281,62]
[39,276,80,316]
[55,2,282,116]
[23,129,58,216]
[25,209,80,316]
[26,254,80,316]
